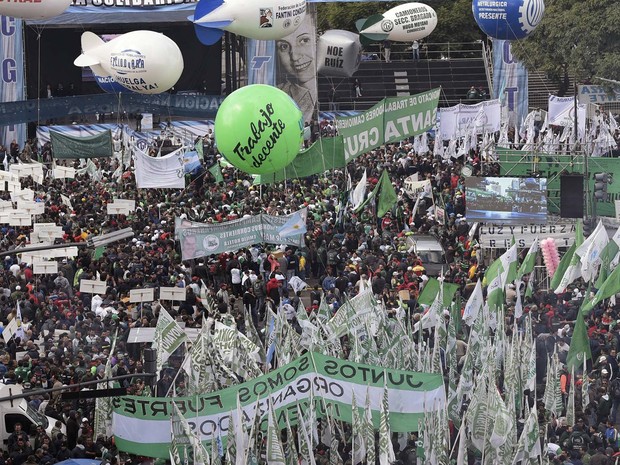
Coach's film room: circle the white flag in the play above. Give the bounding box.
[463,279,483,326]
[349,169,367,210]
[576,220,608,282]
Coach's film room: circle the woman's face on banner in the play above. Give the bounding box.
[276,20,314,85]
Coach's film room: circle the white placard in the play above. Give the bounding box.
[52,166,76,179]
[10,189,34,202]
[479,223,577,248]
[33,261,58,275]
[112,199,136,211]
[79,279,108,295]
[2,318,17,343]
[130,288,155,303]
[106,204,131,216]
[0,171,17,182]
[159,287,187,301]
[4,180,20,193]
[8,216,32,226]
[0,200,13,211]
[17,201,44,215]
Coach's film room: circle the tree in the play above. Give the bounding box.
[317,0,484,45]
[510,0,620,95]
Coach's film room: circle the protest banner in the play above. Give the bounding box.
[175,209,306,259]
[112,352,445,458]
[335,88,440,161]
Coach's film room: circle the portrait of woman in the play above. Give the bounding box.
[275,15,317,125]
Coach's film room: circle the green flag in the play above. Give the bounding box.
[92,245,106,260]
[516,237,539,280]
[595,239,620,289]
[376,170,398,218]
[208,163,224,184]
[582,265,620,314]
[194,138,204,157]
[551,221,584,293]
[566,307,592,370]
[417,278,459,307]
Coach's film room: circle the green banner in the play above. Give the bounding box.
[261,136,346,184]
[50,129,113,159]
[112,352,445,458]
[175,209,306,259]
[336,88,441,161]
[498,148,620,217]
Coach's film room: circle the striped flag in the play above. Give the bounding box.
[379,380,395,465]
[266,398,286,465]
[364,386,376,465]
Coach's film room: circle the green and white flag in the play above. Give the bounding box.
[516,236,539,280]
[566,365,576,427]
[364,386,376,465]
[266,398,286,465]
[576,219,608,283]
[296,404,316,465]
[462,279,483,326]
[153,306,187,375]
[566,308,592,369]
[226,411,236,465]
[553,221,584,293]
[351,391,366,465]
[379,381,395,465]
[285,413,298,465]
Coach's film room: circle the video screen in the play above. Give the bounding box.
[465,176,547,224]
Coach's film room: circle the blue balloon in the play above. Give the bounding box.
[472,0,545,40]
[95,74,134,94]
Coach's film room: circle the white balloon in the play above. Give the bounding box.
[0,0,71,20]
[74,31,184,95]
[359,2,438,43]
[190,0,307,45]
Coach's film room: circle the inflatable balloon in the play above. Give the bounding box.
[357,3,437,45]
[215,85,303,175]
[472,0,545,40]
[74,31,184,95]
[94,74,135,94]
[0,0,71,20]
[317,30,361,78]
[190,0,307,46]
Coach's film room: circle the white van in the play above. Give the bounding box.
[406,234,449,276]
[0,384,63,450]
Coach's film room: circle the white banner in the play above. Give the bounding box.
[548,95,587,132]
[134,146,186,189]
[439,99,501,140]
[578,85,620,105]
[479,223,577,249]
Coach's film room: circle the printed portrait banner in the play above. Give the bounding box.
[439,99,501,140]
[335,88,440,161]
[175,209,306,259]
[112,352,445,458]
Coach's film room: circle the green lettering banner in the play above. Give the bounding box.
[175,209,306,259]
[50,129,113,159]
[112,352,445,458]
[336,88,441,161]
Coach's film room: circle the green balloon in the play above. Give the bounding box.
[215,84,304,175]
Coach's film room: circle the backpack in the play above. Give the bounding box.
[569,432,586,451]
[612,378,620,399]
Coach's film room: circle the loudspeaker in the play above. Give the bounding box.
[560,175,584,218]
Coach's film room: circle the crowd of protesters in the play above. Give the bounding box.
[0,117,616,465]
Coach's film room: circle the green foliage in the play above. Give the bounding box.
[510,0,620,87]
[317,0,484,43]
